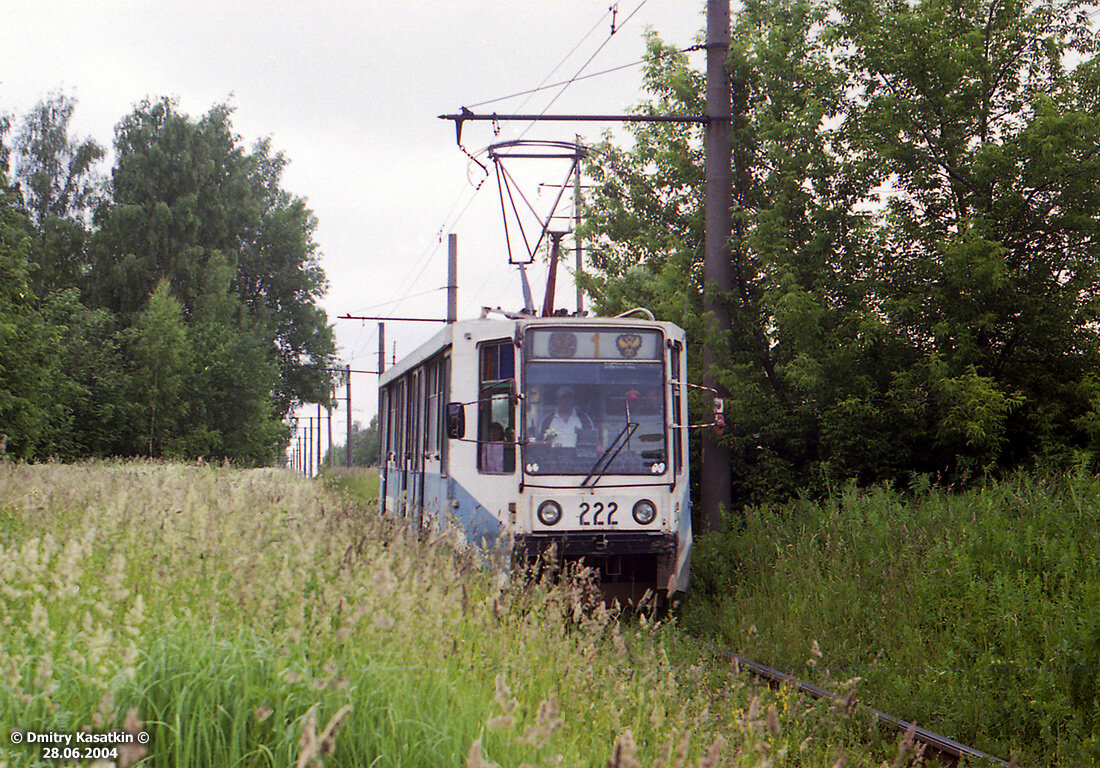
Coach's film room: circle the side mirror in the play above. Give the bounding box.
[447,402,466,439]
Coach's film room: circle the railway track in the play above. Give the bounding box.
[694,638,1009,767]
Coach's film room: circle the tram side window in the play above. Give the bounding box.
[426,362,440,455]
[379,388,390,467]
[393,381,406,464]
[478,340,515,474]
[440,355,451,474]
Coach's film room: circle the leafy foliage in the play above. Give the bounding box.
[583,0,1100,505]
[0,175,60,459]
[93,97,335,411]
[324,415,381,468]
[0,94,334,463]
[685,472,1100,764]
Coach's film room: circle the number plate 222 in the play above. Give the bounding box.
[578,501,619,527]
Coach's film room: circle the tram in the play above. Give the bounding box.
[378,308,691,601]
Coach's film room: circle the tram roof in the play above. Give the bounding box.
[378,314,683,387]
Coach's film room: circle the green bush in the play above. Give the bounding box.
[685,472,1100,765]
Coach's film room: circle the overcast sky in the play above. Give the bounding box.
[2,0,709,451]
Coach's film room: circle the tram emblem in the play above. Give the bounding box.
[616,333,642,358]
[548,331,577,358]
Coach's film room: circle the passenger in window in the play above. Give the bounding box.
[538,387,594,448]
[481,421,505,472]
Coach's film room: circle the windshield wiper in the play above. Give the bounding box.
[582,421,638,488]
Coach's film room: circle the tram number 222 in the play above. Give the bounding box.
[579,501,619,526]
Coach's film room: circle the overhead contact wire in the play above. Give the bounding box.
[515,0,652,141]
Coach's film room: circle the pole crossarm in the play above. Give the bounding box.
[338,314,446,323]
[440,111,707,123]
[440,110,707,143]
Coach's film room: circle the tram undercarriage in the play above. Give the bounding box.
[514,531,679,606]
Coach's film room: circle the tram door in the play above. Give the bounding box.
[405,369,425,529]
[391,379,407,514]
[421,356,447,531]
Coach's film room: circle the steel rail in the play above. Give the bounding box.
[695,638,1009,767]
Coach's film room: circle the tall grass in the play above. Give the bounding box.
[0,461,895,767]
[687,471,1100,766]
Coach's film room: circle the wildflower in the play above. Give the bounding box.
[766,703,781,737]
[493,674,518,715]
[296,704,352,768]
[606,729,641,768]
[698,735,725,768]
[891,723,917,768]
[807,638,823,668]
[27,600,48,637]
[487,715,515,731]
[465,737,499,768]
[117,709,147,768]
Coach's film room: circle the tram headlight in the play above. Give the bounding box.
[632,499,658,525]
[537,500,563,526]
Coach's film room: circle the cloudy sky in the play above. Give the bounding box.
[2,0,709,448]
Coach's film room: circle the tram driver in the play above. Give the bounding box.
[538,386,596,448]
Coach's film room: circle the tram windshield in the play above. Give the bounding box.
[523,327,667,477]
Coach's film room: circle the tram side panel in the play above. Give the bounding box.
[441,326,517,546]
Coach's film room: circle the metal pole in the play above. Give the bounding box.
[306,418,312,477]
[317,402,323,473]
[378,324,386,375]
[575,137,584,315]
[542,232,563,316]
[447,234,458,324]
[346,364,353,468]
[702,0,733,532]
[327,397,333,468]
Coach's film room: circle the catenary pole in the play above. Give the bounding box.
[575,136,584,314]
[447,234,458,324]
[702,0,733,532]
[346,363,353,468]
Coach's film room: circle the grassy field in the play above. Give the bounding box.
[0,461,913,768]
[686,472,1100,766]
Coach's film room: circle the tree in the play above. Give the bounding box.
[324,416,380,467]
[584,0,1100,505]
[180,253,287,464]
[586,2,886,503]
[128,279,192,458]
[0,174,61,458]
[836,0,1100,468]
[14,93,105,227]
[12,93,106,297]
[92,97,335,418]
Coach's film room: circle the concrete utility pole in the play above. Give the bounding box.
[542,231,565,316]
[575,136,584,315]
[447,234,458,324]
[346,363,353,468]
[702,0,733,532]
[305,419,312,477]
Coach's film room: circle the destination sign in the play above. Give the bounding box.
[526,328,662,360]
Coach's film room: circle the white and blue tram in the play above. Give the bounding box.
[378,309,691,600]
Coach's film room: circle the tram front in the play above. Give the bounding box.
[515,321,691,602]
